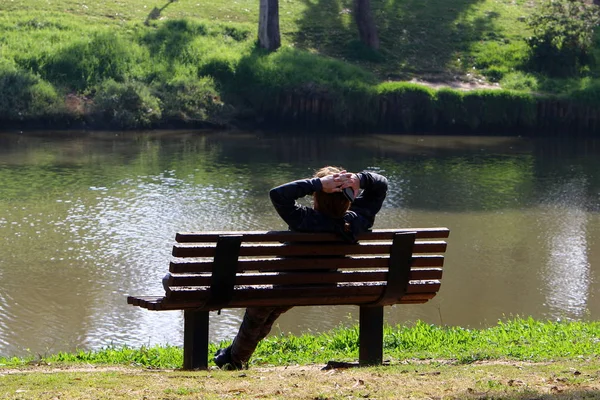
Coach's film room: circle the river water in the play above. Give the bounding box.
[1,130,599,358]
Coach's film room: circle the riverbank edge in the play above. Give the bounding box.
[2,318,600,369]
[4,82,600,135]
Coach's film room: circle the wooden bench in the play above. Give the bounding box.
[127,227,450,370]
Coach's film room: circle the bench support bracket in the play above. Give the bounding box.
[359,232,416,365]
[182,235,242,370]
[183,310,210,370]
[207,235,243,309]
[359,305,384,366]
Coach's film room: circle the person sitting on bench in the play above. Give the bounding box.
[214,166,389,369]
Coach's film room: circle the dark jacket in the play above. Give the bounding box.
[269,171,388,242]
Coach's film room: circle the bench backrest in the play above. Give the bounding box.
[161,228,449,311]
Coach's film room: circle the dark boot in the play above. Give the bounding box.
[213,346,243,370]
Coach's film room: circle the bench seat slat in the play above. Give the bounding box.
[173,241,447,258]
[169,255,445,273]
[166,281,441,302]
[227,293,437,308]
[127,291,437,311]
[168,268,443,286]
[176,228,450,243]
[127,296,164,310]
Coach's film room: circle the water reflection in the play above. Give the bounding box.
[0,131,600,358]
[540,177,591,319]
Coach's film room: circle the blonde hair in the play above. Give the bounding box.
[313,166,351,219]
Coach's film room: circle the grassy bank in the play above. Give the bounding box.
[2,318,600,369]
[1,0,600,132]
[2,319,600,399]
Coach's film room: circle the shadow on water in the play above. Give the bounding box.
[204,132,600,213]
[291,0,491,77]
[5,131,600,215]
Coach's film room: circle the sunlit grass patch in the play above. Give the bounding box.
[1,318,599,372]
[1,0,599,128]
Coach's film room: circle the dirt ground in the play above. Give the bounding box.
[2,360,600,399]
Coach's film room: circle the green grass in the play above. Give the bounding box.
[2,318,599,369]
[3,360,600,399]
[0,0,543,80]
[0,0,599,129]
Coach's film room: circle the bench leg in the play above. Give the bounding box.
[359,306,383,366]
[183,310,209,370]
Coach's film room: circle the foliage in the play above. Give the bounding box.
[376,82,436,131]
[470,40,530,82]
[155,76,224,122]
[231,47,378,126]
[92,79,162,129]
[461,90,537,130]
[234,47,377,92]
[526,0,600,77]
[30,31,145,91]
[0,68,63,120]
[435,88,467,130]
[500,71,540,91]
[568,80,600,105]
[0,1,599,129]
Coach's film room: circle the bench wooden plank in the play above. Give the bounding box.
[175,228,450,243]
[127,292,437,311]
[169,254,445,273]
[167,268,443,286]
[166,281,441,302]
[215,292,438,308]
[172,241,447,258]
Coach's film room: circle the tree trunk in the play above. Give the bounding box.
[258,0,281,51]
[353,0,379,49]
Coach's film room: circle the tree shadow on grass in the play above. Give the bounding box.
[291,0,499,80]
[145,0,178,26]
[140,19,209,63]
[456,388,600,399]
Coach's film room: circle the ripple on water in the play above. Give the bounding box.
[2,134,600,357]
[49,170,271,352]
[538,178,591,320]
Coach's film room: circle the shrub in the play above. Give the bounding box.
[376,83,436,131]
[526,0,600,77]
[92,79,161,128]
[500,71,539,91]
[198,56,238,83]
[435,88,466,129]
[462,90,537,130]
[472,41,529,79]
[568,80,600,105]
[231,47,377,125]
[0,69,63,120]
[235,47,377,92]
[156,76,223,122]
[484,66,508,83]
[38,31,144,91]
